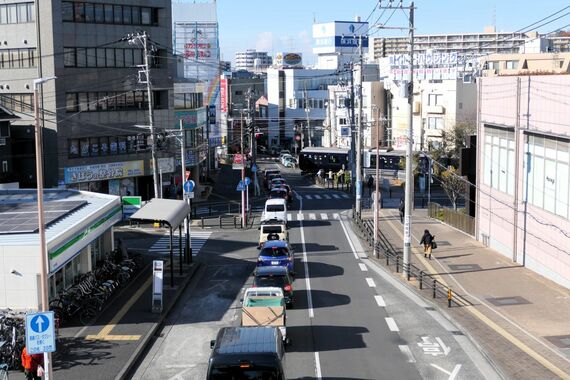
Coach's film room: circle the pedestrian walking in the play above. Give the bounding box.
[21,346,44,380]
[328,169,333,188]
[367,175,374,196]
[419,229,435,259]
[398,198,405,223]
[337,169,344,184]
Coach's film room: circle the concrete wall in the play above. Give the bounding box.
[0,244,41,310]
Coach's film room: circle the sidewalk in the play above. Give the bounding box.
[371,208,570,379]
[9,230,200,380]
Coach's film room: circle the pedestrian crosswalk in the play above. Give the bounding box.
[297,192,350,200]
[285,212,343,221]
[148,231,212,256]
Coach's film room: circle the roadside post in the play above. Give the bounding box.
[26,311,56,379]
[151,260,164,313]
[184,180,195,262]
[244,177,251,212]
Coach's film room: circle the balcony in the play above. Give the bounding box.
[425,105,445,114]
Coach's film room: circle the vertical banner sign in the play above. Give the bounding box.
[220,78,228,112]
[404,215,411,244]
[209,105,216,126]
[152,260,164,313]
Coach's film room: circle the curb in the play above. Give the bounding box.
[115,262,202,380]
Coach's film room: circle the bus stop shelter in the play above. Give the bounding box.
[129,198,191,287]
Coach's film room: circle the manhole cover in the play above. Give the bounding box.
[448,264,482,271]
[435,240,451,246]
[544,335,570,349]
[486,296,531,306]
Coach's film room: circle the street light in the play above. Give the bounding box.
[372,104,380,259]
[33,75,56,380]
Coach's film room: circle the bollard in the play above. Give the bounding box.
[447,289,452,308]
[433,279,437,298]
[396,255,400,272]
[406,263,410,281]
[219,216,222,228]
[234,215,237,228]
[201,217,204,229]
[419,271,423,289]
[228,204,231,213]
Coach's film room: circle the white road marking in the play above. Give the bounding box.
[297,213,304,221]
[436,337,451,356]
[314,352,322,379]
[332,194,341,199]
[294,189,322,379]
[365,277,376,287]
[314,194,322,199]
[333,213,340,219]
[398,345,416,363]
[341,193,350,199]
[323,194,331,199]
[374,295,386,307]
[287,213,292,221]
[338,217,359,259]
[305,194,313,200]
[430,363,461,379]
[358,263,367,271]
[431,364,451,375]
[309,213,316,220]
[385,317,400,332]
[320,213,328,220]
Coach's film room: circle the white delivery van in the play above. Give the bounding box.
[262,198,287,225]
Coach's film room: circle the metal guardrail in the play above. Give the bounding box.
[428,202,475,236]
[352,209,471,308]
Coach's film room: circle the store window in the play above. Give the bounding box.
[483,125,515,196]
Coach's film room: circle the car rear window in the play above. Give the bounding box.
[255,275,287,288]
[210,367,280,379]
[266,205,285,212]
[260,247,289,257]
[262,226,283,234]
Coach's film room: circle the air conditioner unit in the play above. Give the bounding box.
[0,138,6,146]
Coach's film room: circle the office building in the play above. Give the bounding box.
[234,49,272,72]
[0,0,175,198]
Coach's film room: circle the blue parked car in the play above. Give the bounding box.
[257,240,295,274]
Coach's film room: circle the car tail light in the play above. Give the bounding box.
[284,284,292,292]
[258,257,263,262]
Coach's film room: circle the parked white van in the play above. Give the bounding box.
[261,198,287,225]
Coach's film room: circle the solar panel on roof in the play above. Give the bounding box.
[0,200,87,234]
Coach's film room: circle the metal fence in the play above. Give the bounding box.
[427,202,475,236]
[352,210,471,308]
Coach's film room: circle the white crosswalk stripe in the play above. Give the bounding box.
[323,194,331,199]
[332,194,341,199]
[305,195,313,200]
[148,231,212,256]
[340,193,350,199]
[309,213,316,220]
[320,213,328,220]
[297,213,304,221]
[314,194,322,200]
[333,213,340,219]
[287,213,293,221]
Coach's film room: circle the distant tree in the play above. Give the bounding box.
[430,121,476,169]
[440,166,466,210]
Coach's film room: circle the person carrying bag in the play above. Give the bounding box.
[419,229,435,259]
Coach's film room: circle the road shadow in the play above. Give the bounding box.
[53,337,117,370]
[292,289,350,310]
[286,325,368,352]
[290,242,339,253]
[295,261,344,279]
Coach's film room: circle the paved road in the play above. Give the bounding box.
[131,162,500,379]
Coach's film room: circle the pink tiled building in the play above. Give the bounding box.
[476,75,570,289]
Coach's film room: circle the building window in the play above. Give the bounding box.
[64,47,143,68]
[2,161,7,173]
[427,117,444,130]
[483,126,515,196]
[65,91,149,112]
[0,48,37,69]
[428,93,443,106]
[62,2,159,26]
[506,60,518,69]
[0,93,33,112]
[0,2,34,24]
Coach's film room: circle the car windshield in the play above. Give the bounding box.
[210,366,280,380]
[266,205,285,212]
[269,191,287,199]
[260,247,289,257]
[255,275,288,288]
[262,226,283,234]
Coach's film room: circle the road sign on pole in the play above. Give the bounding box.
[26,311,56,354]
[236,180,245,192]
[244,177,251,186]
[251,163,258,173]
[184,180,195,193]
[233,154,245,170]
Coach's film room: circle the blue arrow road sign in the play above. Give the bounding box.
[184,180,195,193]
[26,311,56,354]
[251,164,258,173]
[236,180,245,192]
[244,177,251,186]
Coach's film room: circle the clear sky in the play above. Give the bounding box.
[217,0,570,65]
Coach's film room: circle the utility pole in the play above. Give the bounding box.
[403,2,415,277]
[355,34,364,214]
[373,105,381,259]
[34,76,56,380]
[180,119,192,262]
[304,83,311,147]
[349,64,356,193]
[240,110,246,227]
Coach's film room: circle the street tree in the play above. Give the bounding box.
[430,121,476,168]
[440,165,466,210]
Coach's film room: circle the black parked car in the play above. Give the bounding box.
[253,266,294,307]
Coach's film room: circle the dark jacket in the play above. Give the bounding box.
[420,232,434,246]
[398,201,405,213]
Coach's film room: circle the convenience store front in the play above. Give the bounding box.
[0,189,121,310]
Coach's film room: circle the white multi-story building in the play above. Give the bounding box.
[235,49,272,72]
[266,67,336,151]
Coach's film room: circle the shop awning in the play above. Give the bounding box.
[129,198,190,228]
